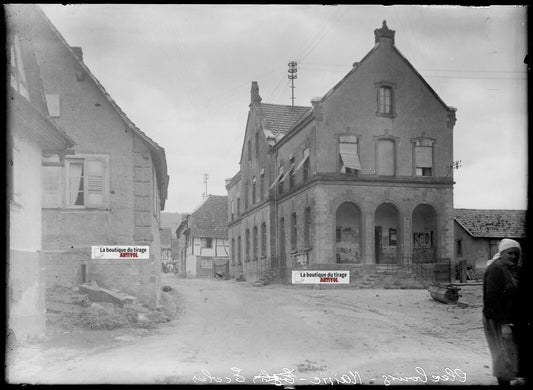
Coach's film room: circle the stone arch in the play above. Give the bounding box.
[412,203,438,263]
[335,202,363,264]
[374,202,401,264]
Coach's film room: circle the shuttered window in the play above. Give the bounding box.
[65,155,109,208]
[42,165,62,208]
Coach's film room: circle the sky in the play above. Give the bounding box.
[38,4,528,213]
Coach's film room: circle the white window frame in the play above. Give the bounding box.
[64,154,110,209]
[9,34,29,100]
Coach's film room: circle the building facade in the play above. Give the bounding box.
[227,21,457,283]
[11,5,170,309]
[176,195,230,278]
[6,3,75,340]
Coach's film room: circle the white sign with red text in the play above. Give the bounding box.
[292,270,350,284]
[91,245,149,259]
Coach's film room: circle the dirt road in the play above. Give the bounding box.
[7,275,495,385]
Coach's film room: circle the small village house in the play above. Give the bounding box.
[176,195,230,278]
[6,4,75,340]
[454,209,526,273]
[10,4,170,309]
[227,21,457,284]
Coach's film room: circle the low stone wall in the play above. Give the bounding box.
[43,249,160,309]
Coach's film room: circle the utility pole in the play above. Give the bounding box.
[202,173,209,199]
[288,60,297,107]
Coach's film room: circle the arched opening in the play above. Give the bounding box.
[374,203,400,264]
[335,202,362,263]
[412,204,437,263]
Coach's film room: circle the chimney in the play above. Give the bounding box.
[374,20,395,45]
[250,81,262,106]
[71,46,83,62]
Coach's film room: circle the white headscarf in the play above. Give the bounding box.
[486,238,521,266]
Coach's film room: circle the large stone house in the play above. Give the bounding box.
[11,4,170,308]
[226,21,457,283]
[6,4,75,340]
[176,195,229,278]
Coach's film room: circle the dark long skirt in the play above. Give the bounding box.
[483,315,519,381]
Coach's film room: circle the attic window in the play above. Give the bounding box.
[375,82,396,117]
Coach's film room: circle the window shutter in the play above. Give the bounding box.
[339,142,361,170]
[378,139,394,175]
[45,94,61,117]
[42,165,62,207]
[86,158,105,207]
[416,146,432,168]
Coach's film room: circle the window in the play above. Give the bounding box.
[304,207,311,247]
[456,239,463,257]
[336,227,342,242]
[377,139,395,176]
[9,34,29,100]
[42,164,62,208]
[289,157,295,189]
[277,166,284,194]
[230,199,234,221]
[255,131,260,156]
[339,135,361,173]
[415,140,433,177]
[253,226,258,260]
[248,139,252,161]
[302,148,310,182]
[252,176,256,205]
[378,86,393,115]
[260,169,265,201]
[237,197,240,217]
[261,222,267,257]
[245,229,250,261]
[201,238,213,248]
[290,212,297,250]
[237,236,242,264]
[244,183,249,210]
[65,155,109,208]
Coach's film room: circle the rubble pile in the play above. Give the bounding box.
[47,281,176,331]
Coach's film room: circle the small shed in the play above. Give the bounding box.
[453,209,526,273]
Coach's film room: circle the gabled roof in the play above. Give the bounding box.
[319,28,455,114]
[33,5,169,209]
[454,209,526,239]
[261,103,311,136]
[188,195,228,239]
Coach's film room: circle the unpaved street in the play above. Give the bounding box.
[7,274,495,385]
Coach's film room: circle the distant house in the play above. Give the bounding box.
[454,209,526,270]
[6,4,75,340]
[160,212,183,266]
[12,4,169,309]
[176,196,229,278]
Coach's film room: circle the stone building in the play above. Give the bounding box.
[176,195,230,278]
[11,4,170,308]
[454,209,526,272]
[6,4,75,340]
[226,21,457,283]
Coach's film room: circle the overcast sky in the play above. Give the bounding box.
[38,4,528,213]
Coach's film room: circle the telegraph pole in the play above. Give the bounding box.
[202,173,209,199]
[288,60,297,106]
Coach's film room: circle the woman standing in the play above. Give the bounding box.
[483,238,523,385]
